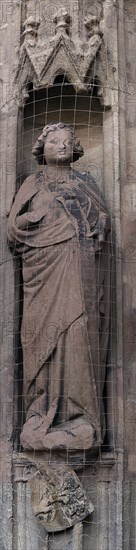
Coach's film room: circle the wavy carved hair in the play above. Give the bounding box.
[32,123,84,164]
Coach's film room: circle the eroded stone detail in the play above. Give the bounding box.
[8,123,111,531]
[8,123,110,457]
[23,16,40,46]
[13,8,115,106]
[84,15,103,39]
[29,463,94,532]
[53,8,71,36]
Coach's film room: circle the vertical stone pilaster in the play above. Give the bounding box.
[102,2,124,481]
[123,0,136,480]
[0,1,21,547]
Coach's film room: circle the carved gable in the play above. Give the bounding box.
[14,8,116,107]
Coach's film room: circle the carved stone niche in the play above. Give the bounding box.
[15,76,106,448]
[12,2,116,538]
[13,76,116,536]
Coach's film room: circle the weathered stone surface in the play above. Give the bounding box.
[20,416,95,452]
[29,463,94,532]
[123,0,136,479]
[14,0,115,106]
[1,0,136,548]
[8,123,110,458]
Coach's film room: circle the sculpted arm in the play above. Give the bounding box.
[7,175,36,250]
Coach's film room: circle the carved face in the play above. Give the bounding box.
[44,128,73,165]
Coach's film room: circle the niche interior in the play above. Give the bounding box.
[15,76,112,451]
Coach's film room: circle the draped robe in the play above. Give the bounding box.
[7,169,110,451]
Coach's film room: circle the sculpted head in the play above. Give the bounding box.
[32,123,84,165]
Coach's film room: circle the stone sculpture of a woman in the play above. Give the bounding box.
[8,122,110,454]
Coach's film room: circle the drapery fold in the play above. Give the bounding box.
[8,169,110,450]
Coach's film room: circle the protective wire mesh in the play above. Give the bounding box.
[9,79,117,548]
[13,80,114,447]
[0,1,136,549]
